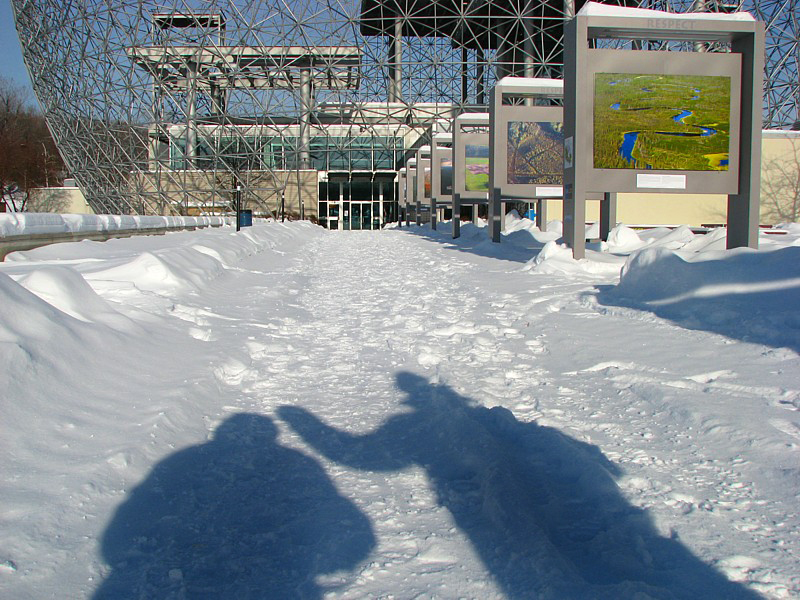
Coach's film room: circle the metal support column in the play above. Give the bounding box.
[476,49,485,105]
[379,181,384,228]
[388,18,403,102]
[461,47,469,105]
[299,68,312,170]
[536,198,548,231]
[490,187,501,242]
[186,63,197,170]
[452,193,461,238]
[524,16,535,78]
[600,192,617,241]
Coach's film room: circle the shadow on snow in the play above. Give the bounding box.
[594,246,800,353]
[280,372,760,599]
[94,414,375,599]
[396,220,550,264]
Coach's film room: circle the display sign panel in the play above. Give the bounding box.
[440,151,453,197]
[492,104,564,198]
[455,131,490,200]
[398,169,407,204]
[431,135,453,207]
[465,143,489,192]
[406,166,416,205]
[415,158,431,205]
[583,49,742,193]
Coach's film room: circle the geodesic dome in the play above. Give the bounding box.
[11,0,799,215]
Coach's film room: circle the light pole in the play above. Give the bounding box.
[235,184,241,232]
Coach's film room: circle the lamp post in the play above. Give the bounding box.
[235,184,241,232]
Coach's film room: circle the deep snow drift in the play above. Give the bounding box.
[0,216,798,599]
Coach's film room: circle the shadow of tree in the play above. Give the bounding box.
[280,372,760,599]
[94,413,375,599]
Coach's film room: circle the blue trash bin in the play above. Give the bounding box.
[239,209,253,227]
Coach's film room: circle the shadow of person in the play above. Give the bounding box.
[279,372,759,599]
[94,413,375,599]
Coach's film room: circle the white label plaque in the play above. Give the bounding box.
[636,174,687,190]
[535,186,563,197]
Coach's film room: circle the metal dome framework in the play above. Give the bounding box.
[11,0,799,217]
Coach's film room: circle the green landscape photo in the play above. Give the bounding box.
[593,73,731,171]
[465,144,490,192]
[507,121,564,185]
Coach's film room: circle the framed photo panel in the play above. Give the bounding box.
[431,146,453,204]
[492,105,564,199]
[453,114,490,202]
[583,49,742,194]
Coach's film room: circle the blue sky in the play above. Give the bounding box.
[1,0,34,93]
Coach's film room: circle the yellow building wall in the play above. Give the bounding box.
[759,131,800,225]
[28,187,94,214]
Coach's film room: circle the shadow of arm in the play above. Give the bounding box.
[279,405,409,471]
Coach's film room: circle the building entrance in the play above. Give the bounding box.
[318,175,396,231]
[347,202,379,230]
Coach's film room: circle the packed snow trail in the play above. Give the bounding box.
[1,222,798,598]
[100,228,784,598]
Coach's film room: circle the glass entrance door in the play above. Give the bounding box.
[348,202,374,230]
[361,203,372,230]
[318,180,392,231]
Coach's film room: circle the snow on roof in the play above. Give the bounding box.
[578,1,756,22]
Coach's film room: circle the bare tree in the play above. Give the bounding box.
[761,136,800,224]
[0,76,64,211]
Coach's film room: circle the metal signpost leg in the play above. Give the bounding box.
[453,193,461,239]
[600,192,617,241]
[536,198,548,231]
[490,187,501,243]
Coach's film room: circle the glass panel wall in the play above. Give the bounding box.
[170,134,403,172]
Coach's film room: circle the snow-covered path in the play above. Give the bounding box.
[1,222,798,599]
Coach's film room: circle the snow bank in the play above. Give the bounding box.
[615,245,800,308]
[419,216,800,350]
[608,244,800,349]
[0,217,798,599]
[523,240,625,277]
[14,266,137,332]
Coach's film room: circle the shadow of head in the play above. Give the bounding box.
[396,371,427,396]
[396,371,477,411]
[213,412,278,447]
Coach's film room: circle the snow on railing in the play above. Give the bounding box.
[0,213,230,238]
